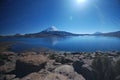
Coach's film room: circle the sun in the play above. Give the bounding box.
[77,0,86,4]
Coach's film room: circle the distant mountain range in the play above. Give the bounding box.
[94,31,120,37]
[1,26,120,37]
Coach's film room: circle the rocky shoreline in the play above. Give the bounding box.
[0,51,120,80]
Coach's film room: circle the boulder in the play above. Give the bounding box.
[12,78,20,80]
[0,52,16,56]
[82,59,93,66]
[0,74,5,80]
[115,75,120,80]
[45,60,56,72]
[54,65,74,77]
[44,73,67,80]
[65,56,78,63]
[20,72,44,80]
[54,65,85,80]
[55,55,73,64]
[16,54,48,77]
[0,62,15,73]
[19,52,37,56]
[73,72,86,80]
[73,61,95,80]
[0,52,17,62]
[5,74,16,80]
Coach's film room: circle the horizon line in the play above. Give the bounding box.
[0,30,120,36]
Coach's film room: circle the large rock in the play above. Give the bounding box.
[44,73,67,80]
[19,52,37,56]
[0,62,15,73]
[20,72,44,80]
[0,52,17,62]
[55,55,73,64]
[82,59,93,66]
[45,60,57,72]
[54,65,74,76]
[16,54,48,77]
[73,61,95,80]
[0,52,16,56]
[115,75,120,80]
[12,78,20,80]
[0,52,16,75]
[54,65,85,80]
[5,74,16,80]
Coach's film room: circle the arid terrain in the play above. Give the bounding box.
[0,50,120,80]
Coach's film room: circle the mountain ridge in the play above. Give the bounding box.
[23,26,80,37]
[91,31,120,37]
[1,26,120,37]
[100,31,120,37]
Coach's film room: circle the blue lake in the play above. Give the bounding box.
[0,36,120,52]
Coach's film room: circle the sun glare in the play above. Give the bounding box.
[75,0,87,7]
[77,0,86,4]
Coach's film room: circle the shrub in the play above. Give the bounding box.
[91,55,115,80]
[115,58,120,76]
[0,53,10,62]
[48,53,56,59]
[0,55,4,66]
[55,56,65,63]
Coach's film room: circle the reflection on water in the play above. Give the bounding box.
[40,37,70,46]
[0,36,120,52]
[41,37,59,46]
[50,37,59,45]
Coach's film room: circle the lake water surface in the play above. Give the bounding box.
[0,36,120,52]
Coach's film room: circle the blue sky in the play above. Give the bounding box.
[0,0,120,35]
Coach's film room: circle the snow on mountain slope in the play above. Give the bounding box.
[43,26,58,32]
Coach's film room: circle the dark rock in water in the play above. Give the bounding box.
[15,54,48,77]
[73,61,95,80]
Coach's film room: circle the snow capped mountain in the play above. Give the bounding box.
[23,26,80,37]
[43,26,58,32]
